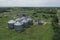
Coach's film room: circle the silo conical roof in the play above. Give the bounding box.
[8,20,15,24]
[14,22,23,26]
[27,18,32,21]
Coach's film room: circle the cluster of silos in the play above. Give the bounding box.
[8,17,33,32]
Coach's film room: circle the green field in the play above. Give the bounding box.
[0,14,54,40]
[0,8,59,40]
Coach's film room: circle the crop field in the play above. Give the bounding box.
[0,8,60,40]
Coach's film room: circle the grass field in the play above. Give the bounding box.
[0,11,55,40]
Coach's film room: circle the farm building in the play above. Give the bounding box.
[8,16,33,32]
[38,20,47,25]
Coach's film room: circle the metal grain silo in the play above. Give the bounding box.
[14,22,24,32]
[27,18,33,26]
[8,20,15,29]
[21,19,29,28]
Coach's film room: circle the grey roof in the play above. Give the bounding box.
[38,20,45,23]
[15,17,26,22]
[21,19,28,23]
[27,18,32,21]
[14,22,23,26]
[15,18,21,21]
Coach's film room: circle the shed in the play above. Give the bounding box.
[38,20,45,25]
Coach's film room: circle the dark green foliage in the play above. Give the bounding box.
[0,8,10,13]
[0,16,2,18]
[52,16,59,23]
[36,10,42,13]
[50,15,53,18]
[33,13,37,15]
[42,15,48,19]
[35,15,38,17]
[48,9,57,14]
[52,16,60,40]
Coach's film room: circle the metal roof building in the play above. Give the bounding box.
[38,20,46,25]
[15,17,26,22]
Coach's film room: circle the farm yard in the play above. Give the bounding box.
[0,7,60,40]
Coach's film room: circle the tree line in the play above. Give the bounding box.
[52,15,60,40]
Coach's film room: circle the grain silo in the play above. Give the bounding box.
[14,22,24,32]
[27,18,33,25]
[21,17,33,28]
[21,19,29,28]
[8,20,15,29]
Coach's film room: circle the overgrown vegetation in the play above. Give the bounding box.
[51,15,60,40]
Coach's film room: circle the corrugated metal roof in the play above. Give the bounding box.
[27,18,32,21]
[20,17,26,19]
[15,17,26,22]
[15,18,21,21]
[21,19,28,23]
[14,22,23,26]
